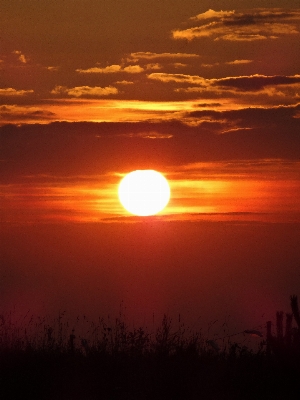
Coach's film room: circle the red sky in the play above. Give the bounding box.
[1,0,300,341]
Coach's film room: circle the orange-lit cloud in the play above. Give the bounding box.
[144,63,162,70]
[1,98,300,127]
[226,60,253,65]
[77,64,145,74]
[115,80,134,85]
[50,85,118,97]
[0,105,56,123]
[201,63,220,68]
[0,88,34,96]
[12,50,28,63]
[123,65,144,73]
[148,72,300,103]
[0,99,199,125]
[76,65,122,73]
[148,72,300,90]
[148,73,208,86]
[76,54,200,76]
[191,9,234,21]
[172,63,188,68]
[172,8,300,41]
[46,66,59,71]
[128,52,200,61]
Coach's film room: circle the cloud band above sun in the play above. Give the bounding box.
[172,8,300,41]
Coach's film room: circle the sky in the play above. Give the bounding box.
[1,0,300,341]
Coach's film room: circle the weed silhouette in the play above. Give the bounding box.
[1,303,300,399]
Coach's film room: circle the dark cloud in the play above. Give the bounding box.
[173,8,300,41]
[214,75,300,91]
[1,105,299,183]
[195,102,222,108]
[222,10,298,26]
[0,108,56,122]
[188,103,300,128]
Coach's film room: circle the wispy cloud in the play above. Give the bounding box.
[12,50,28,63]
[2,158,299,223]
[148,72,300,97]
[226,60,253,65]
[125,131,173,139]
[115,80,134,85]
[76,65,122,73]
[128,52,200,61]
[0,88,34,96]
[190,9,235,21]
[46,66,59,71]
[201,63,220,68]
[51,85,118,97]
[172,8,300,41]
[213,74,300,91]
[148,73,208,86]
[184,103,300,133]
[145,63,162,70]
[76,64,145,74]
[0,105,56,123]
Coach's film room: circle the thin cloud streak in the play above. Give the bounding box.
[148,72,300,91]
[76,64,146,74]
[0,88,34,96]
[0,99,200,125]
[1,159,299,223]
[128,52,200,61]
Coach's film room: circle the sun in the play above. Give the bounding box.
[118,170,170,216]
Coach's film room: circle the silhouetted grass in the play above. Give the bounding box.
[1,309,300,400]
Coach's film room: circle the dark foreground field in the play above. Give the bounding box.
[1,306,300,400]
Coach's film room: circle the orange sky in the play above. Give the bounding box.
[2,160,300,223]
[1,1,300,224]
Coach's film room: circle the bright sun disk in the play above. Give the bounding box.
[118,170,170,216]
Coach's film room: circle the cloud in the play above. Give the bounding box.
[226,60,253,65]
[76,56,200,76]
[115,80,134,85]
[77,65,122,73]
[46,66,59,71]
[145,63,162,70]
[148,73,208,86]
[196,103,222,108]
[0,88,34,96]
[1,111,299,185]
[128,52,200,61]
[76,64,144,74]
[123,65,144,73]
[148,72,300,98]
[172,63,188,68]
[126,131,173,139]
[190,9,235,21]
[201,63,219,68]
[184,103,300,134]
[13,50,28,63]
[213,74,300,91]
[0,105,56,124]
[51,85,118,97]
[172,8,300,41]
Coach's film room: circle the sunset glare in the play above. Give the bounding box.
[118,170,170,216]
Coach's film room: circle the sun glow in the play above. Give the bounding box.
[118,170,170,216]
